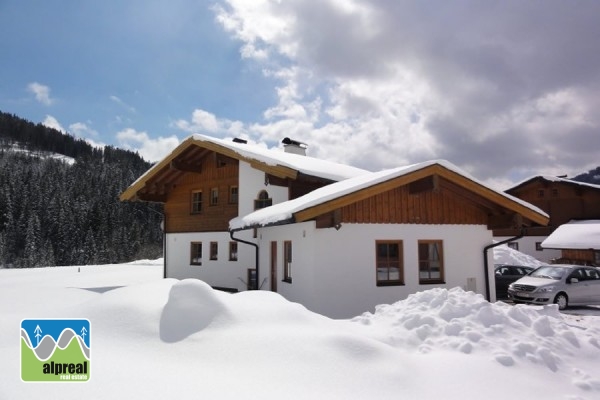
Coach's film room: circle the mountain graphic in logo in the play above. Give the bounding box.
[21,319,91,382]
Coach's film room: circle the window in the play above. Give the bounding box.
[191,191,203,213]
[536,242,543,251]
[254,190,272,210]
[552,188,558,197]
[376,241,404,286]
[283,241,292,283]
[210,187,219,206]
[595,251,600,266]
[507,242,519,251]
[538,189,544,198]
[210,242,218,260]
[229,186,239,204]
[418,240,444,284]
[229,242,238,261]
[190,242,202,265]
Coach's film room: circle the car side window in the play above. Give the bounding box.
[585,269,600,280]
[515,267,528,275]
[570,269,586,281]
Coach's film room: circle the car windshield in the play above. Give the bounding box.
[530,266,568,280]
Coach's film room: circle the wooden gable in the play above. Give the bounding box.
[120,137,299,203]
[294,164,548,230]
[164,151,239,233]
[495,177,600,236]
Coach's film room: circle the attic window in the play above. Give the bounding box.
[254,190,272,210]
[538,189,544,198]
[552,188,558,197]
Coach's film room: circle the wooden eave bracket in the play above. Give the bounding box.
[170,160,201,173]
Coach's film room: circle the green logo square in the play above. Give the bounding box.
[21,319,91,382]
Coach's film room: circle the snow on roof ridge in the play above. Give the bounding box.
[191,133,369,181]
[230,159,548,231]
[509,174,600,191]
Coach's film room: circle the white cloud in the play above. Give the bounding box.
[69,122,99,138]
[213,0,600,186]
[116,128,180,162]
[110,95,136,113]
[27,82,55,106]
[41,115,65,132]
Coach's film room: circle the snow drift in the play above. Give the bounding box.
[0,261,599,399]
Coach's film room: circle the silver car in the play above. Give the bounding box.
[507,264,600,310]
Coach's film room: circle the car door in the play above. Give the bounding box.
[583,268,600,304]
[566,268,588,304]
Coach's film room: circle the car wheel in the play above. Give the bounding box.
[554,293,568,310]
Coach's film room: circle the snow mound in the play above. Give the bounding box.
[493,243,546,267]
[352,287,600,385]
[159,279,229,342]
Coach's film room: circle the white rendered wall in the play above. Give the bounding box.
[238,161,289,217]
[494,236,561,264]
[165,230,256,291]
[257,222,495,319]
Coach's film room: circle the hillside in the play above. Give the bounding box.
[574,166,600,185]
[0,111,162,267]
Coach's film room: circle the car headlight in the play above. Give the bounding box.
[535,286,556,293]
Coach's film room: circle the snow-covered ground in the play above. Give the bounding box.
[1,256,599,399]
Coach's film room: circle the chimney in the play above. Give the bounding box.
[282,137,307,156]
[232,138,247,144]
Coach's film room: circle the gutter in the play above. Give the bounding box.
[230,230,259,290]
[483,228,525,302]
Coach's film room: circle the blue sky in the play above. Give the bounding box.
[2,1,600,188]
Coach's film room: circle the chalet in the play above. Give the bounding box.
[121,135,549,318]
[541,220,600,266]
[494,176,600,264]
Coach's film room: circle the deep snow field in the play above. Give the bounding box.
[1,248,599,399]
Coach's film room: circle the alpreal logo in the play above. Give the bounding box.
[21,319,91,382]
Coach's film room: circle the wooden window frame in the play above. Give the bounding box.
[210,241,218,260]
[375,240,404,286]
[283,240,292,283]
[190,242,202,266]
[191,190,203,214]
[507,242,519,251]
[418,240,444,284]
[229,186,239,204]
[210,187,219,206]
[229,241,238,261]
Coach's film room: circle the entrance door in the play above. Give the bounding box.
[270,241,277,292]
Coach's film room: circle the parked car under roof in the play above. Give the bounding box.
[494,265,535,300]
[507,264,600,310]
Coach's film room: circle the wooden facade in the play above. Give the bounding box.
[164,156,239,233]
[494,177,600,237]
[558,249,600,266]
[294,166,548,232]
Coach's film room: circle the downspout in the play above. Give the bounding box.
[483,228,525,302]
[162,216,167,279]
[230,230,259,290]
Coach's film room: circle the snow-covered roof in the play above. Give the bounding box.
[230,159,549,231]
[121,134,370,201]
[194,134,369,181]
[508,175,600,192]
[541,220,600,250]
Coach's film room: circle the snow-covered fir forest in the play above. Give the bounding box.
[0,111,163,267]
